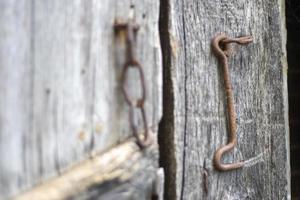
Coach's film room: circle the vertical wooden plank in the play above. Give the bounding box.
[28,0,95,182]
[0,0,162,199]
[0,0,33,196]
[92,0,162,153]
[159,0,290,199]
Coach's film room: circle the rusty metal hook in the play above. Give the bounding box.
[211,33,253,171]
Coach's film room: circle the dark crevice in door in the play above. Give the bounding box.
[158,0,177,200]
[286,0,300,198]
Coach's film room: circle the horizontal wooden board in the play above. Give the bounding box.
[14,139,164,200]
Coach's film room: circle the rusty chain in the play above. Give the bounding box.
[115,20,152,149]
[212,33,253,171]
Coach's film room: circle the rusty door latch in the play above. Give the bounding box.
[212,33,253,171]
[114,20,153,149]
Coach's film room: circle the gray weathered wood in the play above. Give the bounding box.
[14,139,164,200]
[159,0,290,199]
[0,0,162,199]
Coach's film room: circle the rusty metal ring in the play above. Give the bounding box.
[128,105,153,149]
[121,60,146,107]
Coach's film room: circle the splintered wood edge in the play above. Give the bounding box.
[14,139,158,200]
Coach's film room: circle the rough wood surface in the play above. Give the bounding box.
[14,139,164,200]
[0,1,162,199]
[159,0,290,199]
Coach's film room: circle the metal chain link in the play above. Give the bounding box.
[115,20,153,149]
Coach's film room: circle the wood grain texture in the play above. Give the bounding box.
[159,0,290,199]
[0,0,162,199]
[14,139,164,200]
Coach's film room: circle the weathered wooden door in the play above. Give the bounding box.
[0,0,290,200]
[0,1,162,199]
[159,0,290,199]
